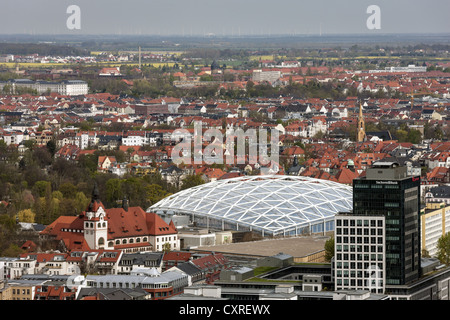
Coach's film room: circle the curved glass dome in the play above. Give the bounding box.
[148,175,353,237]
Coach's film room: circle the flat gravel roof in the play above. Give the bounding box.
[191,235,330,258]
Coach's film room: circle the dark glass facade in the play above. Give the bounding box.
[353,174,421,286]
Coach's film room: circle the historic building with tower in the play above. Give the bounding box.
[40,186,179,253]
[357,102,366,143]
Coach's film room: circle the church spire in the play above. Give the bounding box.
[92,182,100,201]
[357,102,366,143]
[87,182,103,212]
[293,155,299,167]
[122,196,129,212]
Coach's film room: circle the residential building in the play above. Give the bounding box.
[34,283,78,300]
[161,251,192,271]
[425,185,450,205]
[99,67,122,77]
[420,202,450,257]
[252,69,281,85]
[190,253,230,284]
[4,282,35,300]
[1,79,88,95]
[77,287,151,300]
[117,252,164,275]
[39,186,179,253]
[0,257,17,280]
[85,269,189,300]
[169,261,204,286]
[7,257,37,280]
[178,229,216,249]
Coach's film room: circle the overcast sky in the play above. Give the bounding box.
[0,0,449,36]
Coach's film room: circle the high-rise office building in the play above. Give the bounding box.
[335,161,421,293]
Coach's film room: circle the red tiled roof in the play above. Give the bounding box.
[40,204,177,251]
[163,251,192,261]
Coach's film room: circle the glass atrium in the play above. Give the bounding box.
[148,175,353,237]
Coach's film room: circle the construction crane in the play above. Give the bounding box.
[407,89,430,110]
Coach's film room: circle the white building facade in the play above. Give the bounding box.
[4,79,88,96]
[334,214,386,294]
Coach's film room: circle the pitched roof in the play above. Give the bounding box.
[41,199,177,251]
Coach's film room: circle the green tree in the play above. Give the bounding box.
[74,191,90,214]
[436,232,450,265]
[180,174,205,190]
[17,209,35,223]
[121,177,148,207]
[77,154,98,173]
[395,129,408,142]
[59,182,78,199]
[406,129,422,144]
[32,180,51,197]
[32,146,53,168]
[52,190,63,201]
[146,184,171,206]
[46,139,57,158]
[1,244,24,257]
[0,214,16,232]
[162,242,171,253]
[23,139,36,152]
[324,237,334,262]
[105,178,123,205]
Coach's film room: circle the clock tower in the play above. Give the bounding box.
[83,184,108,250]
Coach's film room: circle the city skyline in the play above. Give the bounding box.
[0,0,449,36]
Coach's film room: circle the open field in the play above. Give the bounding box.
[250,55,450,62]
[0,61,177,69]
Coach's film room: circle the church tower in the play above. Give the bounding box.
[83,184,108,250]
[357,102,366,143]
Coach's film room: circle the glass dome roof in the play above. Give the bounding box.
[148,175,353,236]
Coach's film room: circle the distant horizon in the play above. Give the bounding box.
[1,32,449,37]
[0,32,448,50]
[0,1,449,37]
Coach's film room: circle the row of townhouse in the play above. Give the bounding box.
[0,253,82,280]
[0,249,224,280]
[284,119,327,138]
[56,130,165,149]
[0,251,229,300]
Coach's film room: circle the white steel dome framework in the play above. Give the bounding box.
[148,175,353,237]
